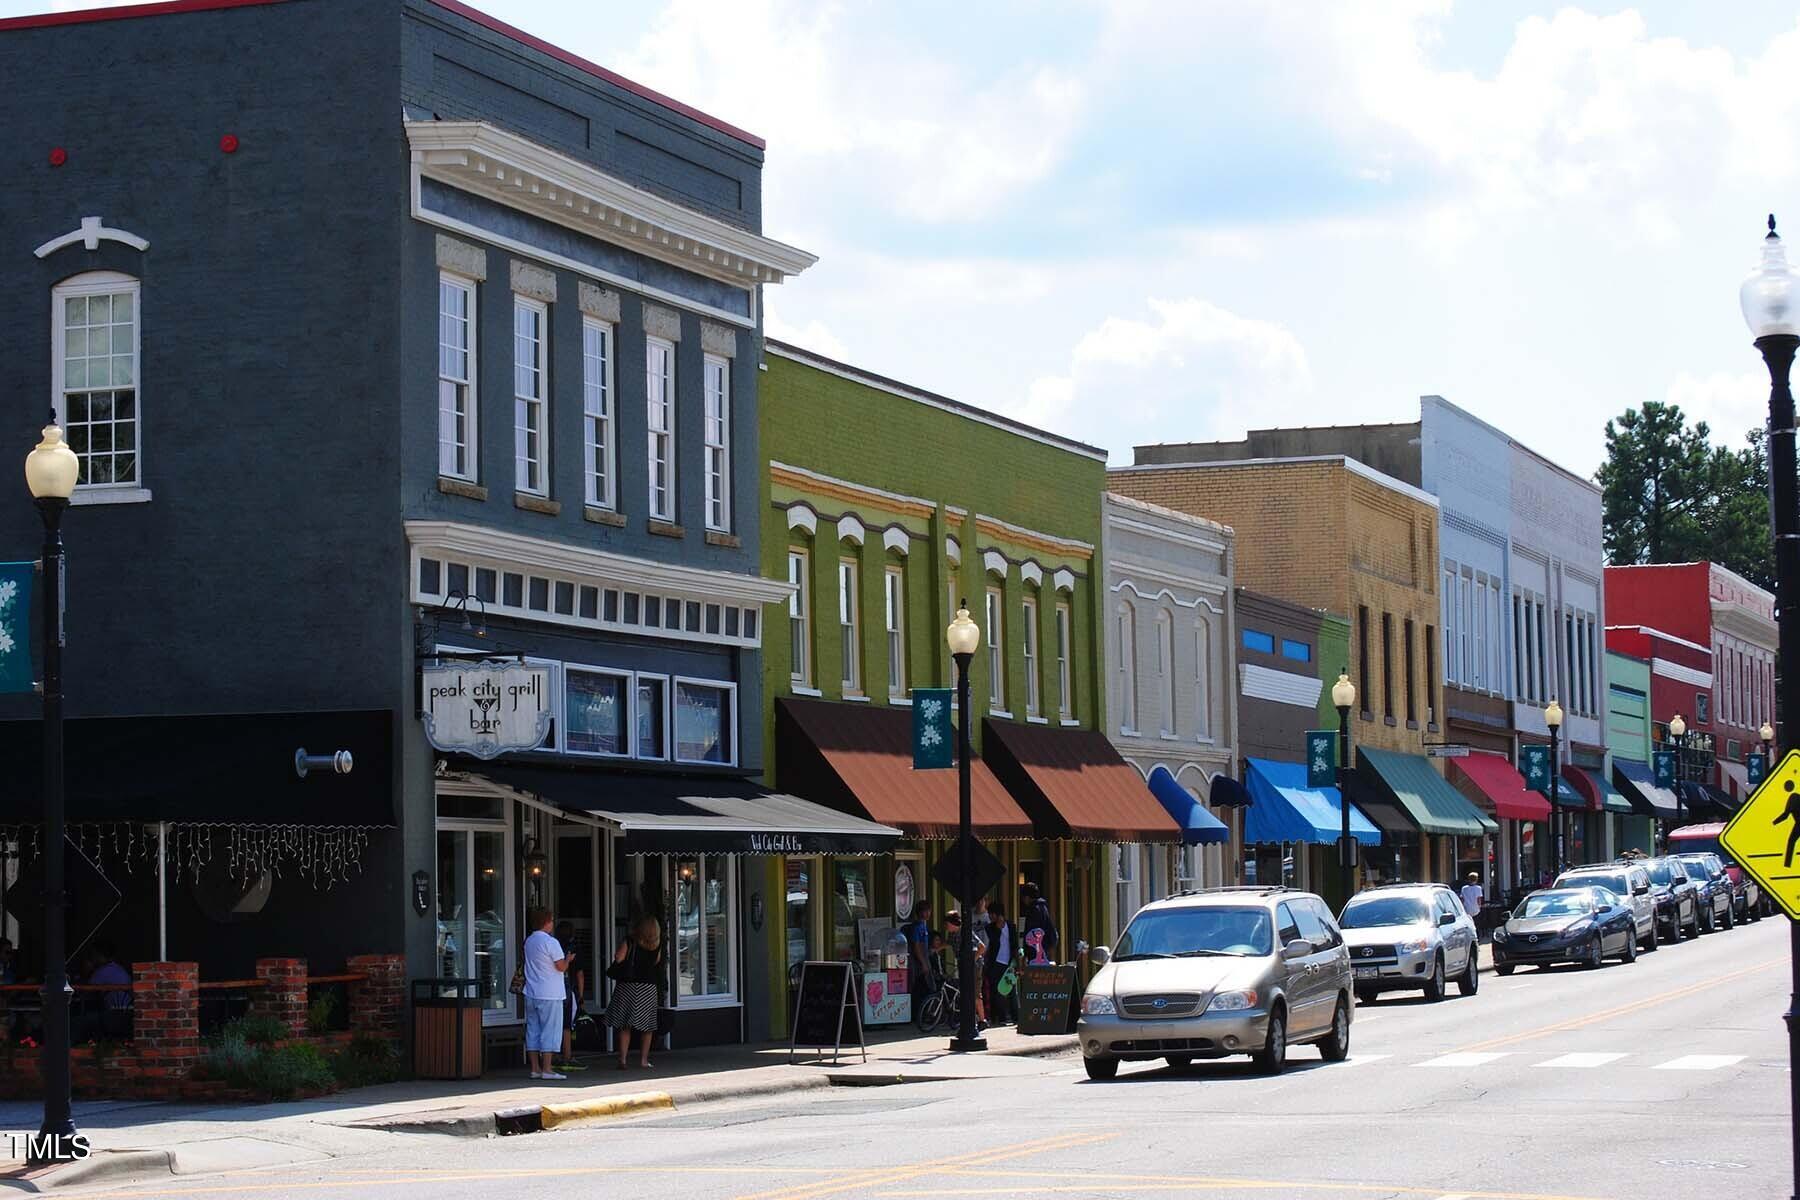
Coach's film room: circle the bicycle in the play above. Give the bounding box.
[914,968,960,1033]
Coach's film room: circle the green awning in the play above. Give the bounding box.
[1357,746,1500,836]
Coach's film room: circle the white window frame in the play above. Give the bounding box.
[1114,843,1141,937]
[435,803,517,1027]
[703,353,730,532]
[52,270,144,496]
[1156,609,1176,736]
[646,336,676,521]
[1116,600,1136,733]
[1194,620,1212,739]
[562,664,634,759]
[1022,596,1041,718]
[885,565,907,699]
[986,586,1007,714]
[672,855,739,1007]
[634,672,670,761]
[789,548,813,688]
[512,297,549,497]
[839,559,862,695]
[582,317,615,510]
[438,273,478,483]
[1056,603,1073,720]
[672,676,738,767]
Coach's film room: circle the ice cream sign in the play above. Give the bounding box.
[422,661,552,759]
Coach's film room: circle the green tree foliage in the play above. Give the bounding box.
[1597,402,1772,588]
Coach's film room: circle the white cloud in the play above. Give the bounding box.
[1666,370,1767,446]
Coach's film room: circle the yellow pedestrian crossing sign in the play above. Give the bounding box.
[1720,749,1800,920]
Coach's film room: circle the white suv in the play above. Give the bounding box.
[1338,884,1480,1003]
[1553,863,1657,951]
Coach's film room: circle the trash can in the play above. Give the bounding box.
[411,978,483,1080]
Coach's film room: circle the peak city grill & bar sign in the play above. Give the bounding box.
[422,661,552,759]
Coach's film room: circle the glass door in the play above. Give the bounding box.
[784,858,816,1001]
[555,827,600,1007]
[435,805,516,1024]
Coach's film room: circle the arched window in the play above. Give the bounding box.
[1156,609,1176,736]
[1194,620,1212,739]
[53,271,142,491]
[1116,600,1137,733]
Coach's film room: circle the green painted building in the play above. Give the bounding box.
[754,341,1180,1038]
[1606,650,1656,854]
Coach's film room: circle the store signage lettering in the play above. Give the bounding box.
[421,661,552,759]
[748,833,807,854]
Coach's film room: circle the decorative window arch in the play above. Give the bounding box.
[1116,599,1137,733]
[1194,619,1213,739]
[1155,609,1176,736]
[53,270,143,493]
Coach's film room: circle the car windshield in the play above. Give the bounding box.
[1677,858,1716,878]
[1645,861,1675,885]
[1517,892,1595,918]
[1589,887,1622,907]
[1560,872,1628,895]
[1114,906,1273,958]
[1339,895,1431,928]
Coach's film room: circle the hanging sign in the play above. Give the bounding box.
[1306,731,1336,789]
[421,661,551,759]
[913,688,954,770]
[1654,750,1677,789]
[1521,744,1551,794]
[0,562,33,694]
[1749,751,1768,788]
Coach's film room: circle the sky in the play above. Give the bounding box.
[9,0,1800,478]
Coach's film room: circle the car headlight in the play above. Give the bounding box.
[1561,918,1593,938]
[1080,993,1116,1017]
[1492,927,1508,942]
[1205,989,1259,1012]
[1395,936,1433,954]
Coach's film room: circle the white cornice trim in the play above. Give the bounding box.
[1711,604,1779,644]
[1103,491,1234,539]
[1651,658,1714,690]
[982,549,1008,577]
[1112,580,1227,614]
[1106,560,1230,597]
[882,526,911,556]
[1606,624,1711,655]
[1114,454,1440,510]
[1238,663,1325,709]
[1020,561,1044,586]
[1106,511,1229,554]
[1052,568,1075,593]
[406,121,816,287]
[404,520,794,606]
[837,514,866,546]
[785,504,817,536]
[767,460,936,513]
[975,512,1096,555]
[34,215,149,259]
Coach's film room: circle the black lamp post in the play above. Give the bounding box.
[945,601,985,1053]
[1741,212,1800,1200]
[1766,722,1778,775]
[1670,712,1689,820]
[1331,672,1356,905]
[24,415,79,1164]
[1545,699,1564,874]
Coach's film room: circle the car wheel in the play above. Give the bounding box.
[1621,930,1638,963]
[1355,987,1376,1005]
[1666,915,1683,944]
[1253,1007,1287,1075]
[1723,903,1736,930]
[1583,937,1604,969]
[1423,954,1446,1002]
[1687,908,1700,937]
[1494,961,1514,977]
[1644,920,1659,952]
[1457,945,1479,996]
[1165,1055,1192,1069]
[1083,1056,1119,1081]
[1319,997,1351,1062]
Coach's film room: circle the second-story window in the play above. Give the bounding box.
[512,298,548,496]
[1056,602,1073,720]
[987,587,1006,714]
[788,549,811,687]
[703,354,730,531]
[438,274,476,481]
[55,271,142,490]
[885,565,906,699]
[1022,595,1040,718]
[1156,609,1175,736]
[839,559,861,695]
[646,337,676,521]
[1194,621,1212,738]
[582,318,614,510]
[1116,600,1136,732]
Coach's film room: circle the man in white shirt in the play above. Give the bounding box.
[523,907,575,1080]
[1459,873,1484,918]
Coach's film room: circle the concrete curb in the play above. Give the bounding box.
[22,1149,176,1193]
[539,1091,672,1130]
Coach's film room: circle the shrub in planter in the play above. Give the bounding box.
[219,1014,290,1046]
[197,1036,337,1100]
[331,1033,403,1090]
[306,991,338,1035]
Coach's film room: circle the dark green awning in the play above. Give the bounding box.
[1357,746,1500,836]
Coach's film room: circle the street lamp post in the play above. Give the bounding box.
[1766,722,1778,770]
[1670,712,1689,819]
[24,416,78,1164]
[1740,212,1800,1200]
[1332,673,1356,905]
[1545,699,1564,874]
[944,602,985,1054]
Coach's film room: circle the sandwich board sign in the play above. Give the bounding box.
[1720,749,1800,920]
[788,960,867,1064]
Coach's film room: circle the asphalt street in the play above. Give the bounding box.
[46,917,1796,1200]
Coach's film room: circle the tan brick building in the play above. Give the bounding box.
[1110,455,1494,884]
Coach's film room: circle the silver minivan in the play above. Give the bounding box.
[1554,863,1658,950]
[1077,887,1353,1080]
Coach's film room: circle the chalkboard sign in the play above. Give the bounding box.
[1015,964,1079,1035]
[788,961,867,1064]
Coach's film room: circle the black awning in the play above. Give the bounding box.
[454,760,902,856]
[0,711,394,825]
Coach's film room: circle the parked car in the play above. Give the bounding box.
[1076,887,1352,1080]
[1668,824,1766,921]
[1552,862,1657,951]
[1673,852,1736,932]
[1337,883,1479,1004]
[1643,856,1701,941]
[1491,887,1639,973]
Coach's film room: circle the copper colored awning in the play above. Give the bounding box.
[982,718,1183,843]
[775,697,1035,840]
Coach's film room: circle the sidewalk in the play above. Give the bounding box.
[0,1023,1077,1193]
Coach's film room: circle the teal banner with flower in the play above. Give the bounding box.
[0,562,32,694]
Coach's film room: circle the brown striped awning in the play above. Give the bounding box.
[981,717,1183,843]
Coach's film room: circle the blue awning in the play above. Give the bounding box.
[1244,758,1382,847]
[1145,766,1230,845]
[1208,772,1254,809]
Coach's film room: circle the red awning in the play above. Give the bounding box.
[1449,751,1551,822]
[982,718,1184,843]
[774,697,1035,839]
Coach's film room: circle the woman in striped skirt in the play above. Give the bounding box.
[605,915,662,1069]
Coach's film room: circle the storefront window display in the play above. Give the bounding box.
[832,861,871,959]
[674,855,735,1002]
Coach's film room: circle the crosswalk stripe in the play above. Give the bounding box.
[1336,1053,1391,1067]
[1537,1052,1628,1069]
[1653,1054,1746,1071]
[1419,1051,1511,1068]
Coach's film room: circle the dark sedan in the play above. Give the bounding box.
[1674,852,1735,933]
[1492,887,1639,974]
[1644,856,1701,941]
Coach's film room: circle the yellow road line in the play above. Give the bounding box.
[730,1130,1120,1200]
[1455,955,1783,1054]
